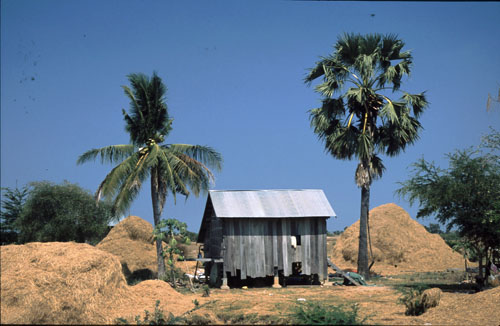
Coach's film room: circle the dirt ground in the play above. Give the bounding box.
[114,280,500,325]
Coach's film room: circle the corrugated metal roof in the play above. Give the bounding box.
[209,189,336,218]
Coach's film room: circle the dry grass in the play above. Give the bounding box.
[0,242,202,324]
[417,287,500,325]
[0,242,128,324]
[97,216,159,277]
[421,287,441,309]
[331,203,466,275]
[96,215,199,279]
[1,241,499,325]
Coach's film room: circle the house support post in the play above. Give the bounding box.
[272,268,282,288]
[220,272,229,290]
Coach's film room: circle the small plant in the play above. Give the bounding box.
[202,285,210,297]
[153,218,191,288]
[192,299,199,307]
[115,300,184,325]
[291,301,368,325]
[183,314,212,325]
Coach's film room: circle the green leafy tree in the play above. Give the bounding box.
[77,72,222,278]
[1,186,29,244]
[396,146,500,278]
[153,218,191,287]
[425,223,442,234]
[15,181,116,244]
[305,33,428,277]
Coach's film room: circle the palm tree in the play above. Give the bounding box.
[78,72,223,278]
[305,33,428,278]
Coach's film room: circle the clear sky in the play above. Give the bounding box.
[2,0,500,234]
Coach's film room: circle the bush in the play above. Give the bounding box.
[160,265,186,286]
[15,181,117,244]
[115,300,183,325]
[183,314,212,325]
[202,285,210,297]
[291,301,368,325]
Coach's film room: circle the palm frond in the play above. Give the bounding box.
[109,146,158,214]
[402,92,428,118]
[304,62,325,84]
[122,72,171,146]
[77,144,135,165]
[168,144,223,172]
[95,153,140,202]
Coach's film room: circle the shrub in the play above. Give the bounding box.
[115,300,183,325]
[183,314,212,325]
[15,181,116,244]
[202,285,210,297]
[291,301,368,325]
[160,265,185,286]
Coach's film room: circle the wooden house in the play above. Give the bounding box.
[197,189,336,288]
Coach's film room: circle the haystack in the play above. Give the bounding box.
[417,287,500,325]
[421,288,441,309]
[97,216,159,278]
[97,215,199,279]
[1,242,202,324]
[0,242,128,324]
[331,203,465,274]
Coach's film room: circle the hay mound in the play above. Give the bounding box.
[108,280,196,321]
[1,242,202,324]
[97,216,199,278]
[331,203,465,274]
[97,216,158,278]
[418,287,500,325]
[0,242,128,324]
[421,288,441,309]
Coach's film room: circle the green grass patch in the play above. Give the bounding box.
[290,301,369,325]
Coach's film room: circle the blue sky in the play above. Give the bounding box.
[2,0,500,233]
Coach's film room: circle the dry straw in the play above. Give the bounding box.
[1,242,129,324]
[331,203,465,274]
[97,216,159,277]
[1,241,197,324]
[420,287,441,309]
[417,287,500,325]
[97,216,198,278]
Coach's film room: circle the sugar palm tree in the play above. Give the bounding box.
[305,33,428,278]
[78,72,223,278]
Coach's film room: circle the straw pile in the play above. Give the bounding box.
[97,215,199,278]
[421,288,441,309]
[331,203,465,274]
[97,216,159,278]
[417,287,500,325]
[0,242,128,324]
[1,242,200,324]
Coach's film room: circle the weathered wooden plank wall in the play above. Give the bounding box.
[220,218,328,280]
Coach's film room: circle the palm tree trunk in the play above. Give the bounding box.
[151,166,166,279]
[358,184,370,279]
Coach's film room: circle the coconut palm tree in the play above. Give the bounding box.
[305,33,428,278]
[78,72,223,278]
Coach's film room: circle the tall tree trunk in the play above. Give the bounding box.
[151,166,166,279]
[358,185,370,279]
